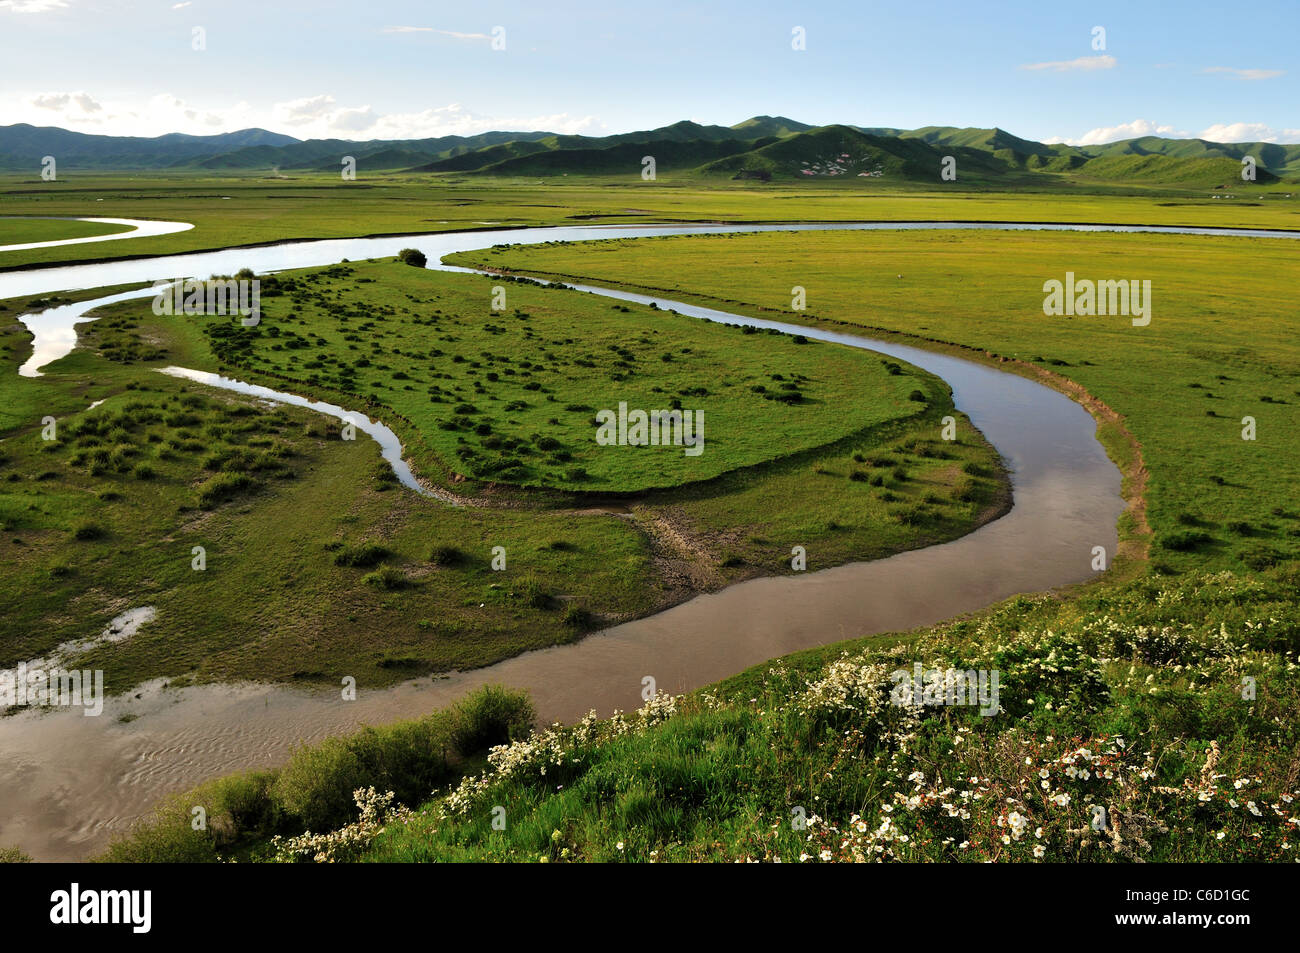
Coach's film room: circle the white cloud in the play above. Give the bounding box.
[211,94,602,140]
[171,1,192,9]
[31,91,102,113]
[1046,118,1300,146]
[3,88,603,140]
[1196,122,1300,143]
[1203,67,1284,81]
[381,26,491,41]
[272,94,340,127]
[6,91,254,135]
[141,93,247,130]
[274,100,600,140]
[1046,118,1187,146]
[0,0,69,12]
[1020,55,1116,73]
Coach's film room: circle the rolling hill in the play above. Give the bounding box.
[1,116,1295,185]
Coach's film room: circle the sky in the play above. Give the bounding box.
[1,0,1296,145]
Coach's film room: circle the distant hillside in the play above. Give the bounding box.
[1084,135,1300,175]
[189,131,554,172]
[1,117,1295,185]
[731,115,814,138]
[698,124,1012,181]
[456,137,764,176]
[0,124,298,169]
[1072,153,1279,185]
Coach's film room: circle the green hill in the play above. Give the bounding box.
[462,137,761,176]
[1084,136,1300,176]
[416,139,553,172]
[1074,153,1279,186]
[698,125,1011,182]
[2,117,1296,182]
[731,115,814,138]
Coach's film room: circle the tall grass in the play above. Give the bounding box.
[96,685,534,862]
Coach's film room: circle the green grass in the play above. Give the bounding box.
[14,196,1296,864]
[1,172,1297,272]
[0,260,999,692]
[95,684,535,862]
[447,227,1300,572]
[194,258,935,493]
[0,216,134,245]
[359,564,1300,863]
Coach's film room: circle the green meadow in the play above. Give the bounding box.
[1,171,1297,272]
[201,258,937,492]
[0,216,133,245]
[0,257,1000,692]
[449,228,1300,571]
[0,175,1295,865]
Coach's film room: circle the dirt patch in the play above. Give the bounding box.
[631,505,723,596]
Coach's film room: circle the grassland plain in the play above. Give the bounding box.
[447,228,1300,572]
[10,192,1297,864]
[0,259,1001,692]
[1,172,1298,271]
[214,223,1296,865]
[0,217,134,246]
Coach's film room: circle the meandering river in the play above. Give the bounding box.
[0,216,193,254]
[9,219,1291,859]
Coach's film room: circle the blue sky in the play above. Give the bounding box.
[1,0,1296,144]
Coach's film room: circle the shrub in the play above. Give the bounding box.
[562,604,594,627]
[274,687,530,831]
[429,545,468,567]
[273,722,449,831]
[517,574,552,609]
[397,248,427,268]
[362,565,409,590]
[333,543,391,568]
[1241,545,1284,570]
[72,521,106,541]
[892,505,925,526]
[197,472,255,508]
[98,687,534,859]
[448,685,536,754]
[1160,529,1212,552]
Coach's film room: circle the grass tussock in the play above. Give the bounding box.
[95,685,534,862]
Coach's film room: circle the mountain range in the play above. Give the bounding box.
[2,116,1295,185]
